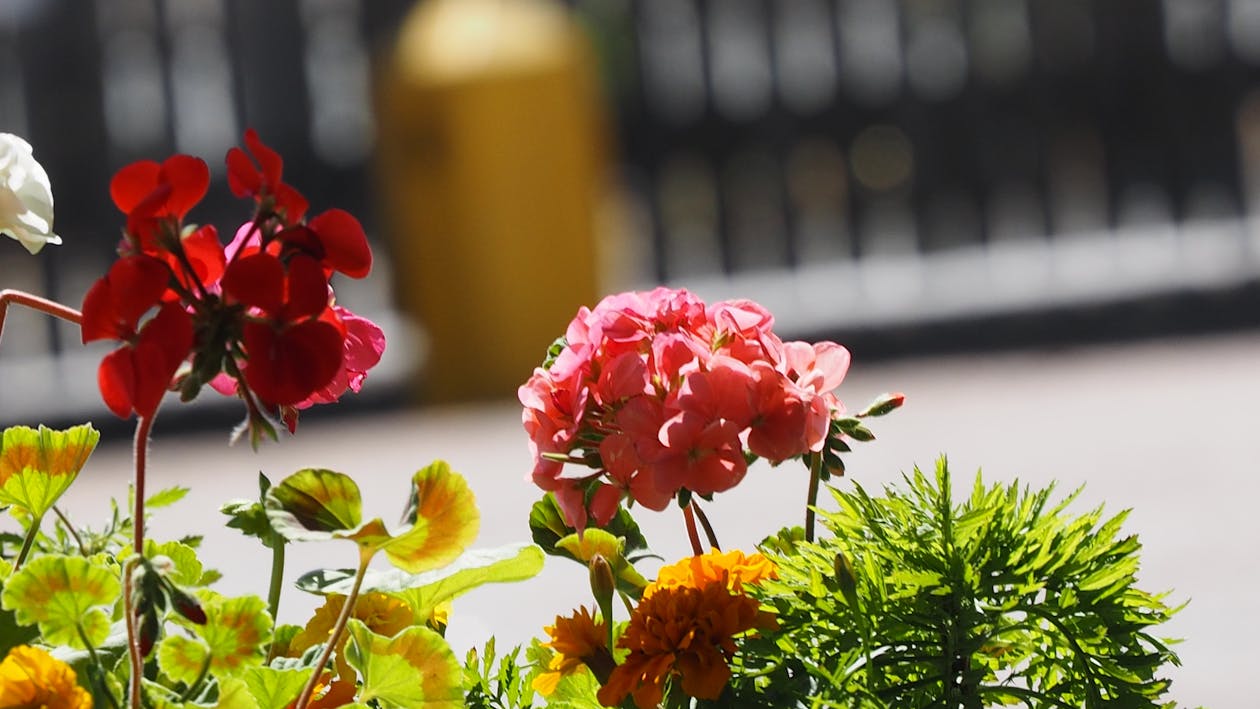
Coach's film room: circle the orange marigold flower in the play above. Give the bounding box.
[0,645,92,709]
[648,548,778,597]
[597,582,776,708]
[534,606,615,695]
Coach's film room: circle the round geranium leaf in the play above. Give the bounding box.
[343,618,462,708]
[240,666,315,709]
[0,554,119,648]
[264,468,363,542]
[373,460,478,574]
[160,592,271,682]
[0,424,99,517]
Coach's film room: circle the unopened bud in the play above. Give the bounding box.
[170,587,207,625]
[588,554,616,611]
[137,610,161,658]
[857,392,905,418]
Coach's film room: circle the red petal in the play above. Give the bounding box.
[274,182,309,223]
[178,225,226,289]
[110,161,161,214]
[98,348,136,418]
[283,254,330,321]
[81,278,120,343]
[244,129,284,188]
[242,320,344,406]
[159,155,209,218]
[307,209,371,278]
[222,253,285,314]
[111,256,172,326]
[226,147,260,197]
[129,303,193,416]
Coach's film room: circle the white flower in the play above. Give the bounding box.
[0,133,59,254]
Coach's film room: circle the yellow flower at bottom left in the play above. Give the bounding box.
[0,645,91,709]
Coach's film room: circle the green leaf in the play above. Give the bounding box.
[241,666,315,709]
[160,592,272,682]
[530,492,649,558]
[264,468,363,542]
[298,543,545,622]
[374,460,479,574]
[0,424,99,517]
[1,554,119,647]
[146,486,190,509]
[222,473,284,550]
[148,676,261,709]
[344,618,462,708]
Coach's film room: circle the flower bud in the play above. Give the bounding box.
[588,554,616,612]
[857,392,906,418]
[169,587,207,625]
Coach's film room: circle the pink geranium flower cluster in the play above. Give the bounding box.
[520,287,852,530]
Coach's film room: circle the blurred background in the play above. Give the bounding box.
[1,0,1260,425]
[1,0,1258,705]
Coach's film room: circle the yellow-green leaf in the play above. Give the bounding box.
[0,424,99,516]
[265,468,363,542]
[160,592,271,682]
[375,461,479,574]
[117,540,205,587]
[344,618,462,708]
[0,554,119,648]
[148,676,260,709]
[555,528,649,592]
[241,666,314,709]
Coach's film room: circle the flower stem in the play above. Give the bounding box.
[682,502,704,556]
[804,453,822,543]
[133,414,154,555]
[77,623,121,709]
[0,288,82,351]
[294,550,372,709]
[123,557,143,709]
[267,541,286,646]
[691,499,720,551]
[11,512,44,572]
[53,505,90,556]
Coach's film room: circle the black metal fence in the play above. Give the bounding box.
[2,0,1259,426]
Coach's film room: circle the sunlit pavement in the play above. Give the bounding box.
[53,330,1259,707]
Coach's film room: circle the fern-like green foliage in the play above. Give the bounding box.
[727,457,1184,708]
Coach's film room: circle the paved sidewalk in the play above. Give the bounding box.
[43,330,1260,707]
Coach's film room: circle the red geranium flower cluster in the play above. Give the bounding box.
[520,287,852,530]
[80,130,384,440]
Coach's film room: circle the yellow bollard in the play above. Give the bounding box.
[376,0,606,403]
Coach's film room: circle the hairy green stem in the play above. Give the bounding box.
[294,551,371,709]
[267,541,286,649]
[11,512,44,572]
[805,453,823,543]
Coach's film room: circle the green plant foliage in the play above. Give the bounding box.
[266,461,479,574]
[158,592,272,683]
[733,457,1185,708]
[1,553,119,648]
[462,638,538,709]
[221,473,285,550]
[240,666,315,709]
[297,543,545,622]
[529,492,652,597]
[0,423,99,517]
[343,618,463,708]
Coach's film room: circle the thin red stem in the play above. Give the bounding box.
[0,288,82,351]
[682,502,704,556]
[132,414,154,555]
[123,558,142,708]
[691,500,721,551]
